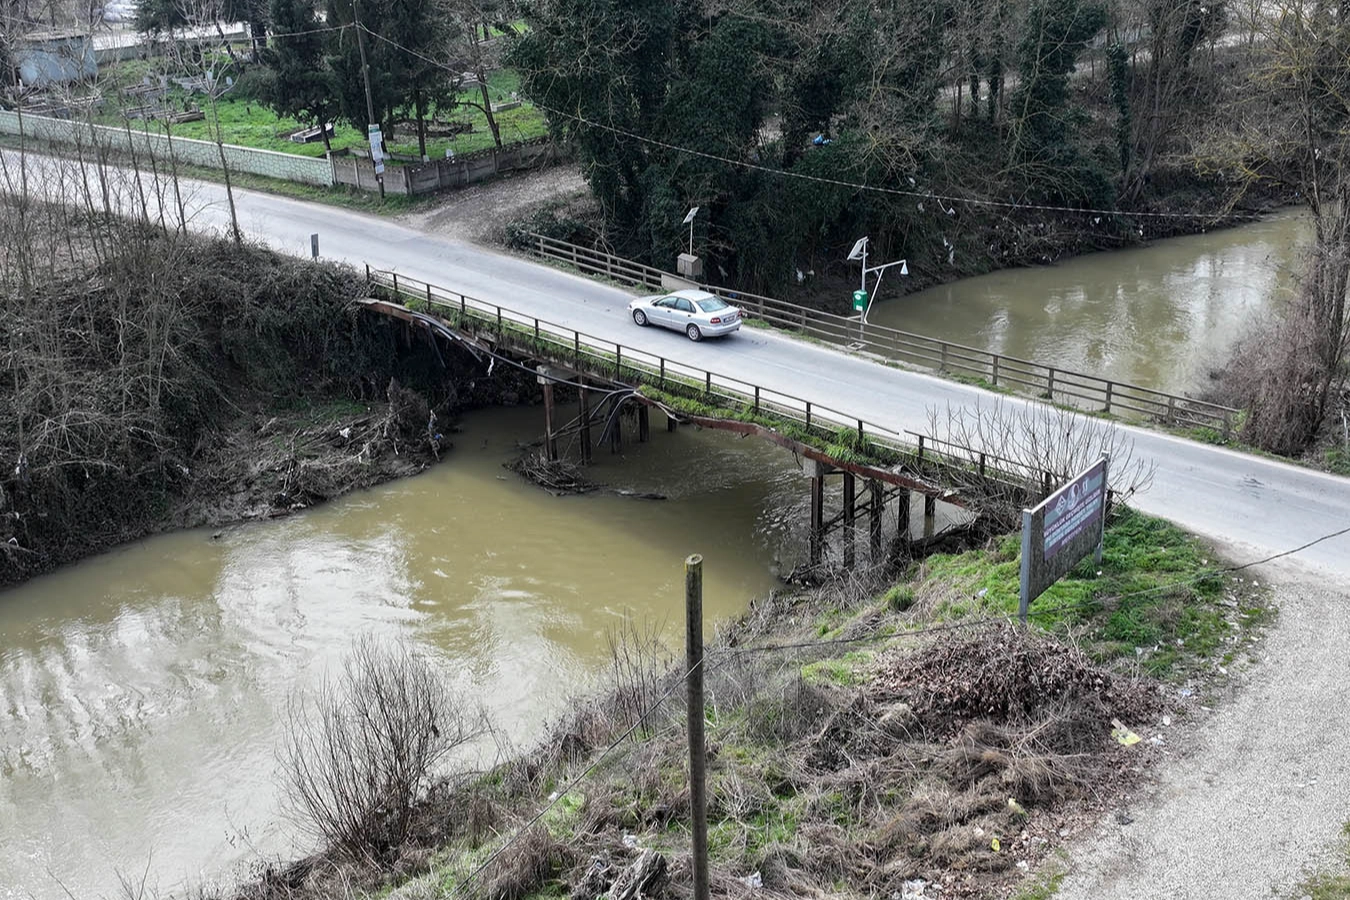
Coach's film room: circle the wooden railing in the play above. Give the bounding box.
[524,232,1239,438]
[365,266,1073,498]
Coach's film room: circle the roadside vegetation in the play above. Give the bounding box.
[1298,822,1350,900]
[0,177,533,586]
[246,501,1269,900]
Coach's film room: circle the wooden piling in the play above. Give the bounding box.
[809,461,825,568]
[897,490,912,540]
[542,381,559,462]
[578,380,592,465]
[667,412,678,432]
[869,480,884,563]
[610,397,623,453]
[842,472,856,569]
[685,554,710,900]
[638,405,650,442]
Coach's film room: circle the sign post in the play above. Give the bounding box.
[1018,456,1110,623]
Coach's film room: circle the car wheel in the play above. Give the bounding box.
[632,309,649,327]
[686,324,703,342]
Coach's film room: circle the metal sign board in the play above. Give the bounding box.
[847,236,868,261]
[1019,455,1109,621]
[852,290,868,311]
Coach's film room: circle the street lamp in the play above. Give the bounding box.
[846,236,908,325]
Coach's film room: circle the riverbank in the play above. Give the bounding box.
[244,506,1272,900]
[0,216,534,589]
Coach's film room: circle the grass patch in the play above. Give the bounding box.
[94,66,548,159]
[1325,448,1350,477]
[1298,821,1350,900]
[904,507,1272,678]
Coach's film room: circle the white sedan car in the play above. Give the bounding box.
[627,289,742,341]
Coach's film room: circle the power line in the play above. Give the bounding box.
[357,24,1257,224]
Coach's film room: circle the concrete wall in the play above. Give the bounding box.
[0,109,335,186]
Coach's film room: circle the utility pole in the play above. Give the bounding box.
[685,554,710,900]
[351,3,385,200]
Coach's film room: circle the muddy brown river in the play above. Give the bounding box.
[0,407,822,898]
[868,209,1308,394]
[0,211,1307,897]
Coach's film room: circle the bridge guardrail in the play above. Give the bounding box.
[366,266,1071,497]
[524,232,1239,439]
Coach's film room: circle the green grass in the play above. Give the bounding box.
[905,507,1273,677]
[1298,821,1350,899]
[1011,854,1070,899]
[1325,448,1350,477]
[96,66,547,160]
[800,651,872,687]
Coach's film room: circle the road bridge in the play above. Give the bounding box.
[3,147,1348,575]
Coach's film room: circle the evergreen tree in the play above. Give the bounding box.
[262,0,338,150]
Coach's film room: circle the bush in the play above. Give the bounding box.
[281,636,488,864]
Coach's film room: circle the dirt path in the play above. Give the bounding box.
[398,164,588,245]
[1055,560,1350,899]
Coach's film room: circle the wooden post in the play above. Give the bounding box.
[638,405,650,442]
[542,381,558,462]
[1104,381,1114,414]
[1047,367,1056,400]
[578,380,592,465]
[610,397,623,453]
[991,354,1000,386]
[809,461,825,568]
[685,554,710,900]
[897,490,912,540]
[842,472,856,569]
[667,411,678,432]
[869,480,884,563]
[923,494,936,520]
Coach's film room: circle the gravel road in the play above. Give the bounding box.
[1056,559,1350,899]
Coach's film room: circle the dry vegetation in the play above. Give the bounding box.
[237,505,1269,900]
[0,181,535,587]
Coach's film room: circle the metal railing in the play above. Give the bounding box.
[365,266,1070,497]
[525,232,1239,438]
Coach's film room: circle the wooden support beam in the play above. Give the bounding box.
[897,490,912,540]
[842,472,856,569]
[610,396,623,453]
[667,413,678,432]
[638,405,650,442]
[869,480,884,563]
[542,381,559,462]
[924,494,937,519]
[578,380,592,465]
[809,461,825,568]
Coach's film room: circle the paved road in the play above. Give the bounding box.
[5,150,1349,576]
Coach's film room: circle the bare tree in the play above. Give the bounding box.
[280,635,489,865]
[925,399,1156,524]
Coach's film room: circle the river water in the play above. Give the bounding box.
[868,209,1309,394]
[0,407,822,899]
[1,211,1306,897]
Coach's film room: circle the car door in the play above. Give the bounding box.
[674,297,697,330]
[649,297,677,328]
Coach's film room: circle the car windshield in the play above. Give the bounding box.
[695,297,730,312]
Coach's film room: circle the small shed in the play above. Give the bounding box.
[13,31,97,87]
